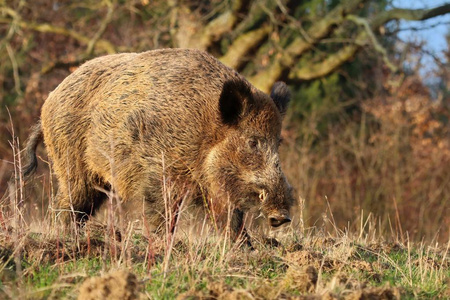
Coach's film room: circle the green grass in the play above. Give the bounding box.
[0,228,448,299]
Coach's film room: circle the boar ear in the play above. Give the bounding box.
[270,82,291,117]
[219,79,252,125]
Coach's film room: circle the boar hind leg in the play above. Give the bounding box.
[231,209,253,249]
[54,179,108,225]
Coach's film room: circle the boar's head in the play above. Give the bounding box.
[204,79,294,228]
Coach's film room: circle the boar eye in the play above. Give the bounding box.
[248,139,258,150]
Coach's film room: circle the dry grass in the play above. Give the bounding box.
[0,161,449,299]
[281,76,450,244]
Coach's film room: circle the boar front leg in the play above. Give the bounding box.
[231,209,253,249]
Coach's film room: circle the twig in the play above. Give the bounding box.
[5,43,22,96]
[0,8,20,52]
[347,14,398,73]
[391,21,450,33]
[85,0,116,56]
[0,18,116,54]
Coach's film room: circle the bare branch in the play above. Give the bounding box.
[5,43,21,96]
[391,21,450,34]
[372,4,450,28]
[347,14,397,72]
[0,7,21,52]
[85,0,116,57]
[0,3,117,75]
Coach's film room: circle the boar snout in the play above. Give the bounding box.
[268,211,291,227]
[258,187,292,227]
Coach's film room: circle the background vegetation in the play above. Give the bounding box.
[0,0,449,298]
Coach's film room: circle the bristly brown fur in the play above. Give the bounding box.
[26,48,294,239]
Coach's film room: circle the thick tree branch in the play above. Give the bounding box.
[175,4,239,49]
[249,0,367,92]
[252,2,450,90]
[176,12,236,49]
[232,0,278,38]
[199,11,237,48]
[288,34,363,80]
[220,26,270,70]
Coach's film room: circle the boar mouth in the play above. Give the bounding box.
[245,191,292,227]
[269,216,291,227]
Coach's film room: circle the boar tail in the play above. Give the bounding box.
[23,121,43,177]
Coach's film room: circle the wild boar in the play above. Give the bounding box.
[23,48,294,240]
